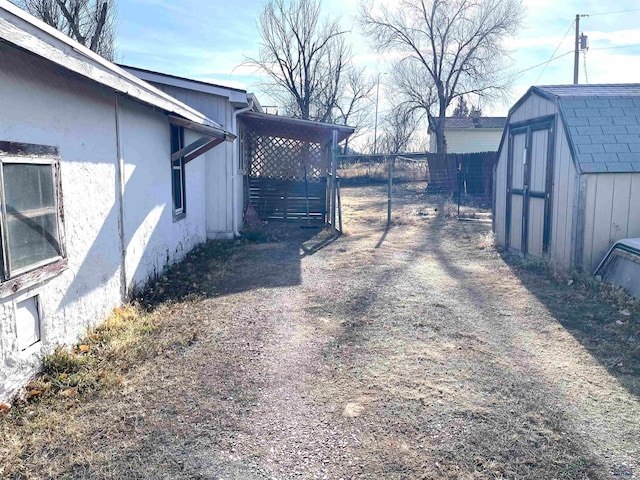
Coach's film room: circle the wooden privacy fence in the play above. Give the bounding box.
[456,151,497,198]
[247,177,327,223]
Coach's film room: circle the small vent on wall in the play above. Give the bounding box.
[16,295,41,351]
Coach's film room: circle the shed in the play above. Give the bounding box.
[429,117,506,153]
[494,84,640,272]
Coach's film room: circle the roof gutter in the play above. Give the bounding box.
[168,115,236,164]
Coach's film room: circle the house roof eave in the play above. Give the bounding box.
[0,1,226,133]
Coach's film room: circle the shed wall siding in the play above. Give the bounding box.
[548,121,576,271]
[152,83,237,238]
[445,129,503,153]
[494,136,508,245]
[0,44,207,401]
[582,173,640,272]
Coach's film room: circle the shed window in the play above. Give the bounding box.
[1,158,63,278]
[171,125,186,218]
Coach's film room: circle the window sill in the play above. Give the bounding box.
[0,258,68,299]
[173,212,187,223]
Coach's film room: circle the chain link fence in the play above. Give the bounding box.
[337,152,496,225]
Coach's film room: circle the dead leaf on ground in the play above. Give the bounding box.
[60,388,77,398]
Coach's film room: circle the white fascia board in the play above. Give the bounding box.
[123,67,250,107]
[0,0,223,130]
[247,92,264,113]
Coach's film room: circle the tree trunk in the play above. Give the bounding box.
[428,115,452,192]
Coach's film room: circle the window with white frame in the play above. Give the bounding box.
[170,125,186,218]
[0,153,64,279]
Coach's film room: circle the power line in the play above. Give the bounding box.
[505,50,574,81]
[587,8,640,17]
[590,44,640,51]
[582,50,589,84]
[534,20,576,84]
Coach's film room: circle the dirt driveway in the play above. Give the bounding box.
[3,184,640,479]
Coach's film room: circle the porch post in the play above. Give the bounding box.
[331,129,338,234]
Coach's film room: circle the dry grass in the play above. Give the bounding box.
[1,184,639,479]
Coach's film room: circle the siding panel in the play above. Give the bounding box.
[510,195,523,250]
[583,172,640,271]
[629,175,640,237]
[494,134,509,244]
[550,119,576,270]
[611,175,632,239]
[582,175,598,269]
[528,197,545,257]
[444,129,503,153]
[590,175,615,270]
[530,129,548,191]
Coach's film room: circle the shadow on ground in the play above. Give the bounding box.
[500,252,640,399]
[135,224,335,310]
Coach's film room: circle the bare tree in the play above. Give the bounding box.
[378,106,420,155]
[360,0,522,154]
[245,0,349,122]
[333,67,376,153]
[18,0,116,59]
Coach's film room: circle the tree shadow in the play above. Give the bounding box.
[499,251,640,398]
[135,224,332,311]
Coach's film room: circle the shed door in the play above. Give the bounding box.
[508,133,527,252]
[506,118,555,256]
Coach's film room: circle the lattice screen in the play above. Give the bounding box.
[244,131,327,183]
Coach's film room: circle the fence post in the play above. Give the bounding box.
[387,155,393,226]
[457,161,462,218]
[337,178,343,233]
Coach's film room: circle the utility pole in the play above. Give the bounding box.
[573,14,580,85]
[574,14,589,85]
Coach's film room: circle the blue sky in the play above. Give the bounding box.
[115,0,640,117]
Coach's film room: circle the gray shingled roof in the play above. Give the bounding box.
[533,84,640,174]
[445,117,506,129]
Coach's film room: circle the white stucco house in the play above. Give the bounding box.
[0,2,237,401]
[429,117,506,153]
[120,65,263,239]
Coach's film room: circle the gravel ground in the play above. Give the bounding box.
[2,183,639,479]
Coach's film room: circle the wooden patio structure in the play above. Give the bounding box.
[238,112,354,229]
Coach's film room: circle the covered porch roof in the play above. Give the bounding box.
[238,112,354,145]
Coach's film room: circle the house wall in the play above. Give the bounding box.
[443,129,504,153]
[0,43,207,401]
[582,173,640,272]
[118,98,207,289]
[495,93,577,270]
[150,84,239,239]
